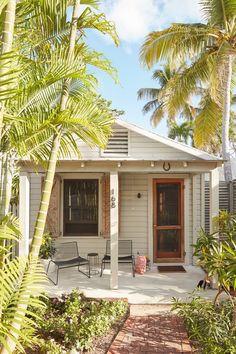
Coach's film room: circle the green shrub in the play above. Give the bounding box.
[172,296,236,354]
[27,290,129,353]
[39,233,55,259]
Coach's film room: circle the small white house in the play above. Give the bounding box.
[18,119,222,289]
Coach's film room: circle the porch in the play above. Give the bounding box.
[45,264,217,304]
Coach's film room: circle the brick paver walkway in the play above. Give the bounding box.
[108,315,192,354]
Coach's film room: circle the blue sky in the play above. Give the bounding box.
[85,0,203,136]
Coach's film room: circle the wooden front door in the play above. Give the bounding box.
[153,179,184,261]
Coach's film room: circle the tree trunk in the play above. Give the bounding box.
[0,153,14,218]
[0,152,14,268]
[0,2,80,353]
[30,0,80,255]
[222,55,233,182]
[0,0,17,141]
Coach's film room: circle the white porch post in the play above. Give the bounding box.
[192,174,198,265]
[18,172,30,256]
[209,168,219,234]
[110,171,119,290]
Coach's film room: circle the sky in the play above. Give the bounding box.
[85,0,203,136]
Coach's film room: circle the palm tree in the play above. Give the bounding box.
[140,0,236,181]
[0,1,119,352]
[168,121,193,145]
[0,1,17,141]
[137,63,198,127]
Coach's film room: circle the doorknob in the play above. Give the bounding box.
[153,224,157,227]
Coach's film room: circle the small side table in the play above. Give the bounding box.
[87,253,99,275]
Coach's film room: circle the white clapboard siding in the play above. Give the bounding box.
[29,174,42,240]
[58,124,200,161]
[119,174,149,256]
[129,131,197,160]
[233,180,236,214]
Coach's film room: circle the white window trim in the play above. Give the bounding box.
[59,173,103,238]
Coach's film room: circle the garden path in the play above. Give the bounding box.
[108,310,192,354]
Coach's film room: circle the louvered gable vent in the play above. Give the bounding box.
[102,129,129,156]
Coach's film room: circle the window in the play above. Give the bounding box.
[63,179,99,236]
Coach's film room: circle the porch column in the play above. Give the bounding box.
[209,168,219,233]
[110,171,119,290]
[18,172,30,256]
[192,174,199,265]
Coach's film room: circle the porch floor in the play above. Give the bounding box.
[45,264,218,304]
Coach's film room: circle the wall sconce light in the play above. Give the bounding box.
[81,162,85,168]
[117,162,122,168]
[150,161,155,167]
[183,161,188,168]
[137,193,141,199]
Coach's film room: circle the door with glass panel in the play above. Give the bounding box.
[153,179,184,261]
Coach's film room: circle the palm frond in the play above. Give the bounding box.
[142,99,160,115]
[0,51,21,101]
[77,6,119,45]
[137,88,160,101]
[150,106,165,127]
[81,0,100,7]
[0,214,21,243]
[140,23,219,68]
[0,0,9,15]
[200,0,236,27]
[194,95,222,148]
[162,52,213,117]
[0,256,47,353]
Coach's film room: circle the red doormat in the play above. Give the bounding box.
[158,266,186,272]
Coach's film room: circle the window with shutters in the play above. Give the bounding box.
[63,179,99,236]
[101,129,129,156]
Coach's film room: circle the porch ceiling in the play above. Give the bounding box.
[45,264,218,304]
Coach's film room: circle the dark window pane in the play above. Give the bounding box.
[157,183,179,225]
[157,229,180,255]
[64,179,98,236]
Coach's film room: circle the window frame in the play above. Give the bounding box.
[60,173,103,238]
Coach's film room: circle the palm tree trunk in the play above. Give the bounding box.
[0,2,80,353]
[0,153,14,268]
[222,55,233,182]
[0,0,17,141]
[0,153,14,218]
[30,0,80,255]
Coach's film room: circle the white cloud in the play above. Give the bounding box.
[101,0,202,43]
[158,0,202,28]
[102,0,158,42]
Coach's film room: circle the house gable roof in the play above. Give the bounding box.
[116,119,221,161]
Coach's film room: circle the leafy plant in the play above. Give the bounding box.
[172,296,236,354]
[194,222,236,301]
[39,233,55,259]
[25,290,129,353]
[214,210,236,241]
